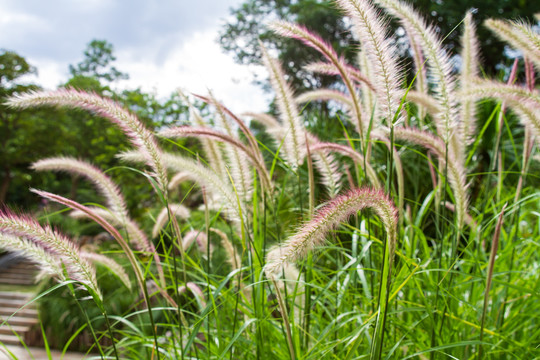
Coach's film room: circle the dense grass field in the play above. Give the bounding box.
[1,0,539,359]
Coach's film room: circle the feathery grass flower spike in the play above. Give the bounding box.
[265,187,397,274]
[0,210,101,299]
[8,88,169,194]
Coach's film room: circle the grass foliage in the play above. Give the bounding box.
[1,1,540,359]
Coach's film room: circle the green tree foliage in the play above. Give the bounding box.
[69,39,128,82]
[220,0,540,87]
[413,0,540,72]
[220,0,356,92]
[0,50,51,205]
[1,41,189,214]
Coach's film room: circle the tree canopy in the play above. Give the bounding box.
[219,0,540,91]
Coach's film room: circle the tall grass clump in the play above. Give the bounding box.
[1,1,539,359]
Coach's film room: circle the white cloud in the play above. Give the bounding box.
[115,30,270,114]
[0,0,270,114]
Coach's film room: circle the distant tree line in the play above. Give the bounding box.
[0,40,189,214]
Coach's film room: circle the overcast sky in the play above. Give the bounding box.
[0,0,270,113]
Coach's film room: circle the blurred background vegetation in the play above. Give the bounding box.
[2,0,539,215]
[1,0,539,351]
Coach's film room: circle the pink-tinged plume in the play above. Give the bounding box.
[7,89,168,194]
[32,157,128,219]
[270,20,367,142]
[265,188,397,274]
[0,211,101,298]
[335,0,405,126]
[152,204,190,239]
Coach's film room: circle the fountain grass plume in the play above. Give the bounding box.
[461,79,540,138]
[160,126,272,191]
[81,251,132,290]
[373,0,461,160]
[179,90,228,180]
[296,89,353,108]
[405,24,428,120]
[7,88,169,195]
[392,127,469,229]
[259,41,306,170]
[32,157,128,218]
[336,0,405,126]
[265,187,397,274]
[460,11,481,142]
[264,187,397,359]
[485,18,540,71]
[70,207,152,254]
[303,61,375,91]
[311,151,342,198]
[168,172,191,190]
[0,233,64,281]
[200,92,254,203]
[406,90,441,117]
[310,142,381,188]
[306,135,343,198]
[0,210,101,298]
[152,204,190,238]
[194,93,263,165]
[270,20,366,142]
[355,51,375,119]
[119,150,247,226]
[242,112,281,129]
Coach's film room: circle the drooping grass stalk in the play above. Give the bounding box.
[30,189,167,358]
[393,127,469,230]
[406,91,441,118]
[71,206,166,286]
[260,40,306,171]
[303,61,375,91]
[178,90,228,179]
[266,188,397,359]
[0,234,64,281]
[374,0,461,162]
[406,30,428,122]
[194,93,265,169]
[32,157,128,219]
[81,252,132,290]
[7,89,169,196]
[485,18,540,70]
[309,142,381,188]
[461,79,540,137]
[270,20,367,146]
[479,203,507,359]
[152,204,190,239]
[159,126,272,192]
[307,135,342,198]
[295,89,353,109]
[0,211,101,298]
[120,151,247,227]
[336,0,405,127]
